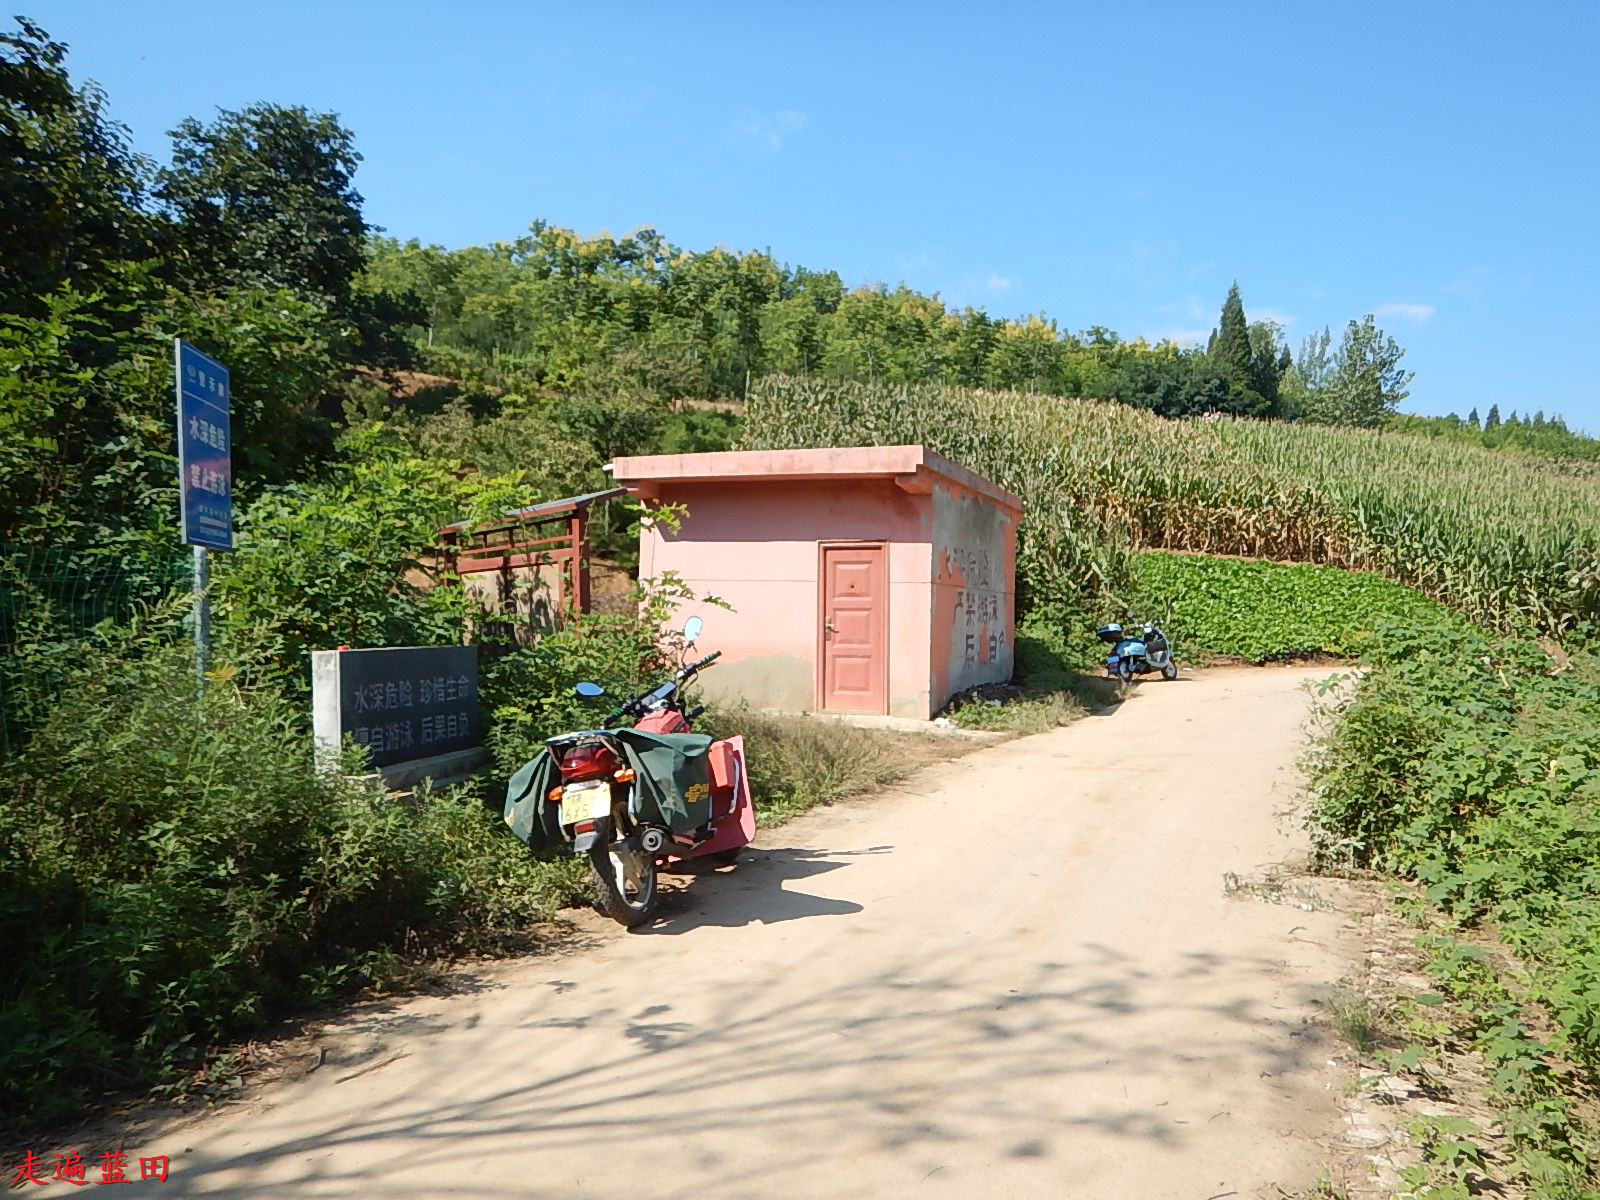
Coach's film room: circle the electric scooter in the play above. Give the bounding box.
[1095,614,1180,683]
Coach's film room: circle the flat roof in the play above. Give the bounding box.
[609,445,1024,513]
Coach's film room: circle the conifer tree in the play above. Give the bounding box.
[1209,283,1252,378]
[1486,404,1501,429]
[1467,407,1480,429]
[1207,282,1267,414]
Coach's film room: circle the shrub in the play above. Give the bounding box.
[1307,620,1600,1192]
[480,574,707,779]
[212,423,532,700]
[0,639,571,1124]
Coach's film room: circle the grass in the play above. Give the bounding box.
[947,690,1088,733]
[1321,979,1389,1057]
[709,708,974,824]
[940,619,1120,732]
[1270,1176,1351,1200]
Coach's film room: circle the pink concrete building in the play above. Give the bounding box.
[610,446,1024,720]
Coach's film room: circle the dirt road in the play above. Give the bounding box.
[135,667,1357,1199]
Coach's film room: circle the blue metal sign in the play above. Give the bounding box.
[175,338,233,551]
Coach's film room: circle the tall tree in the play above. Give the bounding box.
[1246,318,1288,417]
[158,103,369,309]
[1467,407,1480,429]
[1486,404,1501,429]
[1304,315,1412,427]
[0,18,157,315]
[1206,282,1267,414]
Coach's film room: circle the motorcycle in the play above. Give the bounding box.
[1096,614,1180,683]
[502,617,756,928]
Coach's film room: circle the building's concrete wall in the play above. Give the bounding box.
[931,477,1020,707]
[639,479,936,717]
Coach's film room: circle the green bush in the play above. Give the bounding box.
[482,614,672,778]
[940,619,1104,732]
[0,640,572,1124]
[1129,550,1470,662]
[213,423,532,699]
[1014,609,1114,676]
[1308,620,1600,1191]
[480,574,708,779]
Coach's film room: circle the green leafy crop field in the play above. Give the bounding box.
[1131,551,1471,662]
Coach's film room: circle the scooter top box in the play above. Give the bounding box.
[1095,624,1125,644]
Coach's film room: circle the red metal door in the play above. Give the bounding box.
[819,543,887,713]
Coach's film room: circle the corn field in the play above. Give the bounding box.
[740,376,1600,634]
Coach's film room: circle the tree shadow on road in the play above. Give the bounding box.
[155,931,1338,1199]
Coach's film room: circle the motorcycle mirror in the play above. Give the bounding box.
[682,615,703,645]
[575,681,605,698]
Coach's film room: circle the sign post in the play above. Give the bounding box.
[174,339,233,680]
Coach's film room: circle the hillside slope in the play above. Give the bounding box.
[741,376,1600,634]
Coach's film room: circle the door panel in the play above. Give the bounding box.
[820,543,887,713]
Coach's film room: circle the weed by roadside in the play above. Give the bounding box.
[941,621,1119,733]
[947,690,1087,733]
[700,708,968,825]
[1307,878,1600,1199]
[1270,1175,1351,1200]
[1322,981,1393,1058]
[1303,616,1600,1195]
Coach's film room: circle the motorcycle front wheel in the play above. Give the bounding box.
[588,820,659,927]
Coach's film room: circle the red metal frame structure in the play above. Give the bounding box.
[436,488,626,621]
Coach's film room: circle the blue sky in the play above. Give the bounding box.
[36,0,1600,432]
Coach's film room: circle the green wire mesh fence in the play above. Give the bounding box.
[0,544,192,758]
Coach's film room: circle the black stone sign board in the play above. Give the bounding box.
[312,645,479,770]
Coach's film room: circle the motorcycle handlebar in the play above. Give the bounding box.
[681,650,722,677]
[603,651,721,726]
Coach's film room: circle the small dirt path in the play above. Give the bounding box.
[129,667,1360,1199]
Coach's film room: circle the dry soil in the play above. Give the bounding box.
[114,666,1361,1199]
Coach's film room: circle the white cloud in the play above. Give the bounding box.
[1374,302,1435,322]
[1144,328,1209,347]
[985,273,1013,292]
[729,109,809,151]
[1246,306,1296,328]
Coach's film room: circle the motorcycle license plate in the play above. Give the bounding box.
[1106,655,1120,667]
[561,781,611,825]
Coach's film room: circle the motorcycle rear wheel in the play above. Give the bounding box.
[589,823,659,927]
[1117,661,1135,684]
[1162,661,1179,680]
